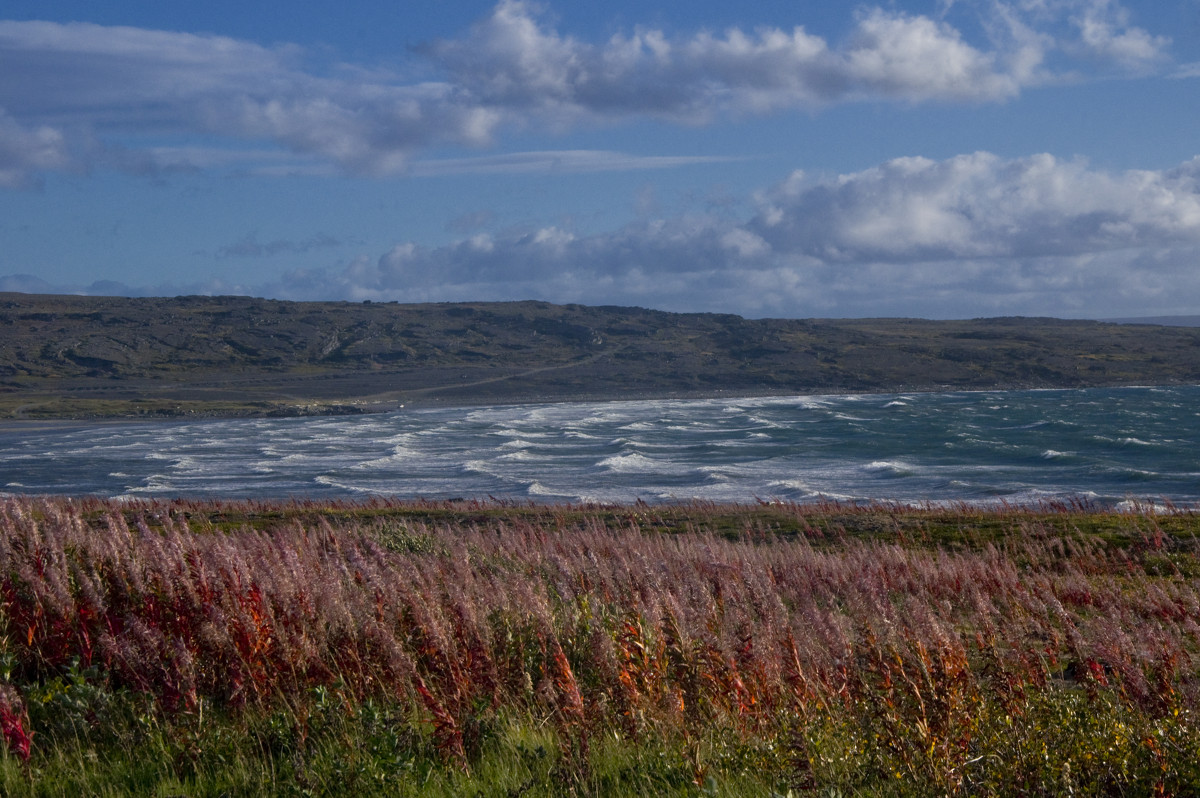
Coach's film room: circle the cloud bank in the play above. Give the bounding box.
[0,0,1171,183]
[11,151,1199,317]
[261,152,1200,318]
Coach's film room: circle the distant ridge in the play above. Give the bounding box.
[3,293,1200,419]
[1105,315,1200,327]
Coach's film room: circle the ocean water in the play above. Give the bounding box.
[2,386,1198,506]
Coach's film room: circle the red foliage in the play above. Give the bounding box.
[0,686,31,762]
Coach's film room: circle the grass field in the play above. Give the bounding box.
[0,496,1198,795]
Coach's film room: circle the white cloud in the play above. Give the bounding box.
[0,109,71,187]
[842,9,1018,101]
[0,20,501,177]
[262,153,1200,318]
[430,1,1028,122]
[0,1,1173,183]
[752,152,1200,261]
[996,0,1169,69]
[1068,0,1169,69]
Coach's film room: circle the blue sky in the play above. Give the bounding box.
[1,0,1199,318]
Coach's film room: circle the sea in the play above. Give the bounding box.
[2,385,1198,507]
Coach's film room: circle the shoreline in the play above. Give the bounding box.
[1,378,1194,427]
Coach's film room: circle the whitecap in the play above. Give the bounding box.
[127,475,176,493]
[491,427,549,440]
[1114,499,1177,515]
[765,479,817,496]
[863,460,917,477]
[598,452,660,473]
[528,481,577,499]
[351,454,410,470]
[313,475,374,493]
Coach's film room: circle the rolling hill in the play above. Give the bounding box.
[3,293,1199,419]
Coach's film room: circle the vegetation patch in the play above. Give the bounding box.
[0,497,1199,795]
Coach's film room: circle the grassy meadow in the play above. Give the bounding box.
[0,496,1198,795]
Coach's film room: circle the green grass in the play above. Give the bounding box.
[5,681,1199,796]
[0,693,780,797]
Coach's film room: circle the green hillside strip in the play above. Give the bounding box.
[2,292,1199,419]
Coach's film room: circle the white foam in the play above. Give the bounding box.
[127,475,176,493]
[527,481,579,499]
[313,475,374,493]
[766,479,817,496]
[162,455,205,474]
[1114,499,1179,515]
[352,454,409,470]
[598,452,660,473]
[492,427,548,440]
[700,469,734,484]
[863,460,917,476]
[746,414,787,429]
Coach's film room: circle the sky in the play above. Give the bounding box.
[1,1,1199,319]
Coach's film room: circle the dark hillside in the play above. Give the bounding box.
[2,293,1198,418]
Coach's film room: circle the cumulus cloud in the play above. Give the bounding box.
[264,153,1200,318]
[0,1,1173,183]
[428,1,1025,122]
[752,152,1200,261]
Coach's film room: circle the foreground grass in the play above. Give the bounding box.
[1,497,1199,795]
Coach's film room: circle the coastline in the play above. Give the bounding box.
[4,297,1200,424]
[1,378,1193,427]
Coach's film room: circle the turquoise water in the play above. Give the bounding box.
[2,386,1198,506]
